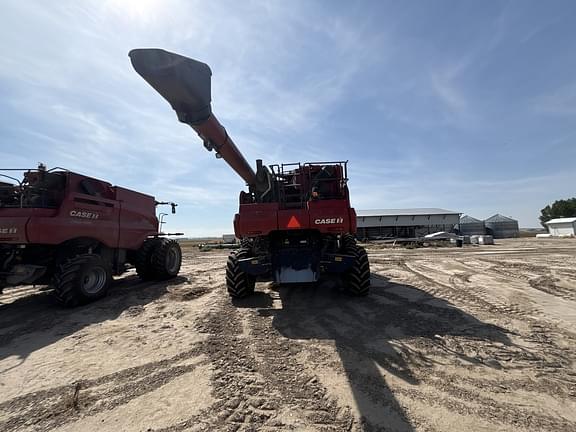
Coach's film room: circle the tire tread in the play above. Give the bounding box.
[226,249,255,299]
[53,254,111,307]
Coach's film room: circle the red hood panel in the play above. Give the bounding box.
[0,216,29,243]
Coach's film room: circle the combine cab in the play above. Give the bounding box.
[130,48,370,298]
[0,165,182,306]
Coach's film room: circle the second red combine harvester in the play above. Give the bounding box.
[130,49,370,298]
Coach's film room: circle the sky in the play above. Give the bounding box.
[1,0,575,235]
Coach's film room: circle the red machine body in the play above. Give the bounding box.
[234,164,357,238]
[235,199,357,238]
[0,170,158,248]
[0,166,182,306]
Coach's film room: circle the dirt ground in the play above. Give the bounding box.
[1,238,575,432]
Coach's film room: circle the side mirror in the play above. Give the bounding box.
[155,200,178,214]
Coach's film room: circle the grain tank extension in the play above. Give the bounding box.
[130,48,370,298]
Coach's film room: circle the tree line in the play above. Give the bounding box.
[540,198,576,228]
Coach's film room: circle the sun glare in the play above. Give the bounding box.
[106,0,162,22]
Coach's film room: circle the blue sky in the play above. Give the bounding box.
[1,0,575,234]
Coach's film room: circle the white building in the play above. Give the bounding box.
[222,234,237,243]
[356,208,461,239]
[545,217,576,237]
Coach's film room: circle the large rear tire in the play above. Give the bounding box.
[53,254,112,307]
[135,238,181,281]
[150,238,182,280]
[135,238,160,281]
[342,235,370,296]
[226,249,255,299]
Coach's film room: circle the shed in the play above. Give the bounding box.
[545,217,576,237]
[356,208,461,239]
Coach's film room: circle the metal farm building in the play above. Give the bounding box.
[545,217,576,237]
[457,215,486,236]
[356,208,461,240]
[484,214,519,238]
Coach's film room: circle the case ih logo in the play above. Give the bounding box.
[0,227,17,234]
[314,217,344,225]
[70,210,100,220]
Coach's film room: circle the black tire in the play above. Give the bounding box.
[240,237,253,249]
[341,233,356,250]
[226,249,255,299]
[135,238,161,281]
[342,235,370,296]
[150,238,182,280]
[53,254,112,307]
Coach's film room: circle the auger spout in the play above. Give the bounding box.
[129,48,257,186]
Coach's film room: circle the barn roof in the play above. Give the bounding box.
[545,217,576,224]
[460,215,483,224]
[485,213,517,223]
[356,208,460,217]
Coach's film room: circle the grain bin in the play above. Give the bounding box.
[457,215,485,236]
[484,214,519,239]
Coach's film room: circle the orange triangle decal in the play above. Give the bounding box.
[287,215,301,229]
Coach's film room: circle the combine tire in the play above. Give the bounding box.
[342,235,370,296]
[240,238,253,249]
[226,249,255,299]
[53,254,112,307]
[150,238,182,280]
[135,238,160,281]
[341,233,356,250]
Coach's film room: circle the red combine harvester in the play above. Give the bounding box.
[0,164,182,306]
[130,48,370,298]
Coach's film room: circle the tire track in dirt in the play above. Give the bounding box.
[0,346,207,432]
[349,270,575,430]
[528,276,576,301]
[392,385,575,431]
[155,294,354,431]
[371,281,574,407]
[246,309,355,430]
[391,258,573,357]
[397,257,576,345]
[370,253,576,417]
[476,259,576,302]
[254,282,441,431]
[428,369,575,399]
[306,313,432,431]
[441,258,576,367]
[161,298,286,431]
[302,275,574,431]
[0,265,224,354]
[0,277,182,349]
[339,358,575,431]
[396,260,536,319]
[0,275,222,432]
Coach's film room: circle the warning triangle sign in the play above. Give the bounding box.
[287,215,301,229]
